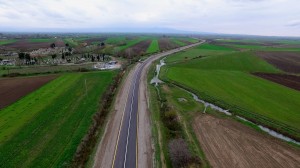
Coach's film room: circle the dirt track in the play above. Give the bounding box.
[254,73,300,91]
[256,51,300,73]
[0,75,57,109]
[194,115,300,168]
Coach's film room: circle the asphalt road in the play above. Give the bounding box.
[112,41,205,168]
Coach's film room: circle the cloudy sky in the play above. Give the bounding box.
[0,0,299,36]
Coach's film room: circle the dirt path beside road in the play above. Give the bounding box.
[194,115,300,168]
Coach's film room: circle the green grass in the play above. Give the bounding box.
[0,39,18,45]
[197,43,236,51]
[28,38,55,43]
[118,37,148,51]
[170,38,186,46]
[146,39,159,53]
[165,68,300,129]
[228,44,300,51]
[105,36,126,44]
[173,52,280,73]
[63,38,78,47]
[162,50,300,138]
[0,71,116,167]
[165,44,236,63]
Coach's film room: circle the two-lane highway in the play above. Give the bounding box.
[111,41,205,168]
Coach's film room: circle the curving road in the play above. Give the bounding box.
[93,41,205,168]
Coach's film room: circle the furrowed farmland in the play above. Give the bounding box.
[0,71,116,167]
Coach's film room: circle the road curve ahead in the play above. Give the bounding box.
[111,41,205,168]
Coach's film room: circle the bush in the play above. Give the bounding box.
[168,138,196,168]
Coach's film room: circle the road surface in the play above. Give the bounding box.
[93,41,205,168]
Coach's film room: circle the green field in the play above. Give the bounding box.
[105,36,126,44]
[0,39,18,45]
[165,44,236,63]
[118,37,148,51]
[0,71,115,167]
[63,38,77,47]
[146,39,159,53]
[28,38,55,43]
[170,38,186,46]
[162,48,300,139]
[226,44,300,51]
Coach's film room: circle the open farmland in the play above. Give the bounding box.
[0,39,18,46]
[3,39,65,51]
[253,73,300,91]
[162,48,300,140]
[0,75,57,109]
[146,39,159,53]
[0,63,95,76]
[165,43,236,63]
[0,71,115,167]
[158,38,180,51]
[256,51,300,73]
[194,115,300,168]
[117,36,147,51]
[125,40,151,56]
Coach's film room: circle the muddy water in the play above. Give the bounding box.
[151,58,300,146]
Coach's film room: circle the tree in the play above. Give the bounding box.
[102,53,105,61]
[91,56,95,62]
[65,43,69,47]
[52,54,57,59]
[18,52,25,60]
[50,43,56,48]
[62,53,65,59]
[68,47,72,52]
[25,53,31,61]
[100,42,105,47]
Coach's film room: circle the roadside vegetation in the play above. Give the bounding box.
[148,61,209,168]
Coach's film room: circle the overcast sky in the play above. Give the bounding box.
[0,0,299,36]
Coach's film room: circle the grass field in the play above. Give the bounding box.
[162,48,300,139]
[118,37,148,51]
[165,43,236,63]
[170,38,186,46]
[28,38,55,43]
[0,71,116,167]
[105,36,126,44]
[227,44,300,51]
[146,39,159,53]
[63,38,77,47]
[0,39,18,45]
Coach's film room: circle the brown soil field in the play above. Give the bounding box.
[158,38,179,51]
[253,73,300,91]
[194,115,300,168]
[126,40,151,56]
[256,51,300,73]
[4,39,65,51]
[0,75,57,109]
